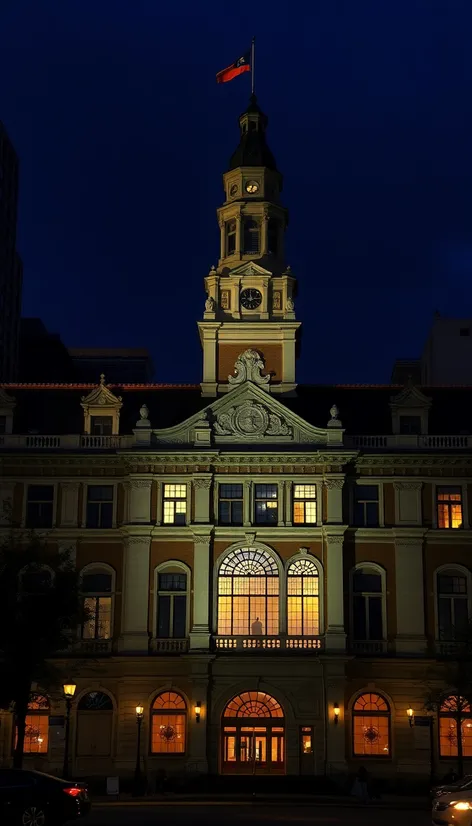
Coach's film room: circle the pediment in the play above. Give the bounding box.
[153,382,344,446]
[390,383,432,409]
[229,261,273,278]
[81,374,123,410]
[0,388,16,409]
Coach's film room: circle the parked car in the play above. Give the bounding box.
[431,775,472,799]
[0,768,90,825]
[432,788,472,825]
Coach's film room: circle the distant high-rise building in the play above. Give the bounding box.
[392,313,472,385]
[0,121,22,381]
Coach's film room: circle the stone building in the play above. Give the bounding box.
[0,96,471,785]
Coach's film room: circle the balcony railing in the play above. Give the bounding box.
[345,434,471,450]
[214,635,324,652]
[74,639,113,655]
[0,434,134,449]
[150,638,189,654]
[350,640,387,655]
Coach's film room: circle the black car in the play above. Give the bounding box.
[0,768,91,825]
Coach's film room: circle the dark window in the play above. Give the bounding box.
[353,485,379,527]
[90,416,113,436]
[352,568,384,641]
[82,570,113,639]
[86,486,113,528]
[399,415,422,435]
[21,568,52,593]
[243,219,260,254]
[0,415,6,434]
[157,573,187,638]
[82,572,112,593]
[219,484,243,525]
[268,219,278,254]
[226,220,237,255]
[255,484,278,525]
[78,691,113,711]
[158,573,187,591]
[437,572,469,640]
[26,485,54,528]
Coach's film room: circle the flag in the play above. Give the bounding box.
[216,51,251,84]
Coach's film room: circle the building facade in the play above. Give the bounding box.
[0,98,471,785]
[0,121,22,382]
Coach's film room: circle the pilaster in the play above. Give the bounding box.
[189,533,212,650]
[192,476,212,524]
[127,479,152,524]
[394,532,427,654]
[324,667,347,772]
[119,535,151,653]
[324,477,344,524]
[0,481,15,524]
[243,481,252,527]
[323,531,347,650]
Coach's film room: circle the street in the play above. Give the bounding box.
[82,803,431,826]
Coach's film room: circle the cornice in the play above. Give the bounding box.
[357,455,472,467]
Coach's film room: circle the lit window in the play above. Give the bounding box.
[287,557,319,636]
[352,567,384,642]
[157,572,187,638]
[439,696,472,758]
[163,484,187,525]
[226,220,237,255]
[293,485,317,525]
[243,219,260,254]
[86,486,114,528]
[151,692,186,754]
[354,485,379,527]
[437,487,463,529]
[352,693,390,757]
[17,694,49,754]
[437,570,469,641]
[255,484,278,525]
[26,485,54,529]
[219,484,243,526]
[90,416,113,436]
[81,569,113,640]
[217,547,279,636]
[301,726,313,754]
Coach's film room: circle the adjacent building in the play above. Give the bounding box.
[0,97,471,785]
[0,121,22,381]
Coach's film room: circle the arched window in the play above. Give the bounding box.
[436,568,470,641]
[224,691,283,718]
[222,691,284,773]
[151,691,186,754]
[352,693,390,757]
[76,692,113,758]
[156,565,189,639]
[352,565,385,643]
[439,695,472,758]
[287,557,320,636]
[20,567,53,593]
[81,566,113,640]
[77,691,113,711]
[226,220,237,256]
[217,547,279,636]
[20,694,50,754]
[243,219,260,254]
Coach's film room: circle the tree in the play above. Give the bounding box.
[0,526,86,768]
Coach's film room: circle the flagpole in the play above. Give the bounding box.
[251,36,255,96]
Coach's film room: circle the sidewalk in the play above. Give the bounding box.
[92,792,430,810]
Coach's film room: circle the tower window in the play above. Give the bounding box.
[243,219,260,255]
[226,220,237,255]
[268,219,278,255]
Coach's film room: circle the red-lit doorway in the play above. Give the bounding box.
[221,691,285,775]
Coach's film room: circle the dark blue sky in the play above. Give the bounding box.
[2,0,472,383]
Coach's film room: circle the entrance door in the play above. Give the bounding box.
[221,691,285,775]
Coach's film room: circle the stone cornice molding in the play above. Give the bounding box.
[124,535,152,548]
[393,536,425,547]
[61,481,81,491]
[323,533,345,545]
[357,456,472,467]
[323,478,344,490]
[129,479,153,489]
[192,477,212,489]
[393,481,423,491]
[191,534,212,545]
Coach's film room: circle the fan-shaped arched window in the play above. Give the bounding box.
[151,691,186,754]
[287,557,320,636]
[352,692,390,757]
[243,219,260,254]
[222,691,285,773]
[224,691,284,718]
[76,691,114,758]
[77,691,113,711]
[217,547,279,636]
[19,694,50,754]
[81,566,113,640]
[439,695,472,758]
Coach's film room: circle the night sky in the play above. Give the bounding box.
[2,1,472,384]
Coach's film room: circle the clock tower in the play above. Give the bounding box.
[198,95,301,397]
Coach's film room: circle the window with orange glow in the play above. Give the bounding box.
[17,694,49,754]
[439,695,472,758]
[217,548,279,636]
[293,485,317,525]
[352,693,390,757]
[151,691,186,754]
[437,487,463,529]
[287,557,320,636]
[224,691,284,718]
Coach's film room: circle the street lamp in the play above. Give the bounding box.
[333,703,340,725]
[62,682,77,779]
[407,707,414,727]
[133,705,145,797]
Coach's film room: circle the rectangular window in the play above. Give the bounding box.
[82,596,112,639]
[0,415,6,434]
[300,726,314,754]
[293,484,317,525]
[399,415,421,435]
[438,574,468,640]
[26,485,54,528]
[219,484,243,526]
[254,484,278,525]
[437,487,463,529]
[86,485,114,528]
[157,573,187,638]
[90,416,113,436]
[23,714,49,754]
[163,484,187,525]
[440,718,472,758]
[354,485,379,527]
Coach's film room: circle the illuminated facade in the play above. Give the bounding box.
[1,97,472,785]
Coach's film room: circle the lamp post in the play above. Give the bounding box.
[333,703,340,725]
[133,705,144,797]
[62,682,77,780]
[407,707,414,727]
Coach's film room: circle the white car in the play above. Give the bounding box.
[433,788,472,825]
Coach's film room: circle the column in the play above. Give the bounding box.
[0,481,15,525]
[243,480,252,527]
[155,481,162,526]
[188,666,210,773]
[219,216,225,260]
[261,209,269,254]
[190,534,211,650]
[60,482,80,528]
[119,535,151,653]
[277,480,285,526]
[192,476,212,523]
[324,478,344,523]
[127,479,152,524]
[235,213,242,255]
[284,480,292,526]
[394,535,427,654]
[324,533,346,651]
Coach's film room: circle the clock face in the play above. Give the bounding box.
[229,183,238,196]
[240,288,262,310]
[245,180,259,194]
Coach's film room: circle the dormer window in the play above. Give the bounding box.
[399,415,421,435]
[226,220,237,256]
[244,219,260,254]
[80,374,123,435]
[91,416,113,436]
